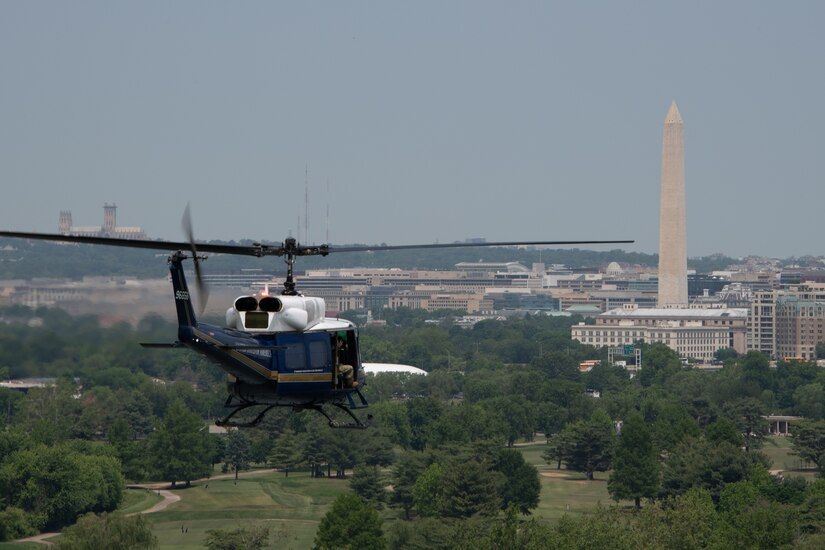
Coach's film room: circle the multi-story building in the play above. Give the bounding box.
[571,304,748,361]
[749,290,776,357]
[750,284,825,360]
[748,283,825,361]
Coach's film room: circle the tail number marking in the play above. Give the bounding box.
[175,291,190,301]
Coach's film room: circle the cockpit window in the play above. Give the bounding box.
[244,311,269,329]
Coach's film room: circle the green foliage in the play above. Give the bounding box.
[705,418,745,447]
[717,482,800,549]
[555,409,615,480]
[406,397,443,451]
[792,419,825,475]
[795,383,825,419]
[429,403,507,447]
[268,429,302,471]
[647,399,700,452]
[390,451,426,519]
[438,459,502,518]
[413,463,444,517]
[494,448,541,514]
[661,437,754,501]
[55,512,157,550]
[636,344,682,387]
[350,466,386,510]
[608,412,660,508]
[224,429,252,480]
[0,442,124,531]
[0,506,36,541]
[204,524,271,550]
[643,488,718,550]
[313,492,386,550]
[147,399,212,486]
[725,397,769,452]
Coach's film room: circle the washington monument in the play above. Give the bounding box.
[657,101,688,306]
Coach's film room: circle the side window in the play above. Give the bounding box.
[309,340,329,369]
[284,344,306,372]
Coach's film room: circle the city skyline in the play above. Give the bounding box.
[1,3,824,258]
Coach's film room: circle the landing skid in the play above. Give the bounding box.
[307,403,373,429]
[216,393,372,429]
[215,399,278,428]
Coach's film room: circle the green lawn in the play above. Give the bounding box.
[145,470,349,550]
[761,435,817,480]
[516,441,612,521]
[120,487,164,515]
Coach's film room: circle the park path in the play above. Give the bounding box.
[13,468,278,545]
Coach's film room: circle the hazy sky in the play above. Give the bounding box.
[1,2,823,258]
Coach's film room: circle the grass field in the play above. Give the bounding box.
[4,436,810,549]
[145,470,348,549]
[516,441,612,521]
[138,443,614,548]
[121,487,165,515]
[761,435,818,480]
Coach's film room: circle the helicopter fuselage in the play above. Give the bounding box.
[179,319,366,407]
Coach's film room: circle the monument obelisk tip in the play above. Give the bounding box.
[665,101,683,124]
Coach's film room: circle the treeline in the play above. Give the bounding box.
[7,306,825,546]
[1,237,749,281]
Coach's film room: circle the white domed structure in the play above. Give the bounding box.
[606,262,624,277]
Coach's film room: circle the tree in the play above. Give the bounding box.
[407,397,443,451]
[390,452,425,520]
[224,429,252,481]
[661,438,754,501]
[350,465,386,510]
[716,482,800,549]
[482,397,536,447]
[494,448,541,514]
[412,463,444,517]
[557,409,614,480]
[147,400,212,487]
[791,420,825,476]
[55,513,157,550]
[268,429,302,474]
[794,383,825,419]
[313,492,386,550]
[0,507,36,542]
[608,412,660,509]
[438,460,502,518]
[726,397,768,452]
[0,443,124,531]
[705,418,745,447]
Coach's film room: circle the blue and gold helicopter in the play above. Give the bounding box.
[0,216,631,428]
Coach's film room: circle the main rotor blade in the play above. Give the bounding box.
[327,240,634,253]
[0,230,265,256]
[0,230,634,258]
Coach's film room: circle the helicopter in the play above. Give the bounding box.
[0,216,632,428]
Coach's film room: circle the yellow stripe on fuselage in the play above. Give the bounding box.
[193,328,278,380]
[278,373,332,383]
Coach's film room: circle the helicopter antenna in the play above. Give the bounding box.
[326,179,330,244]
[304,165,309,244]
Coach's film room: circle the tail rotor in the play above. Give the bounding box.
[181,204,210,315]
